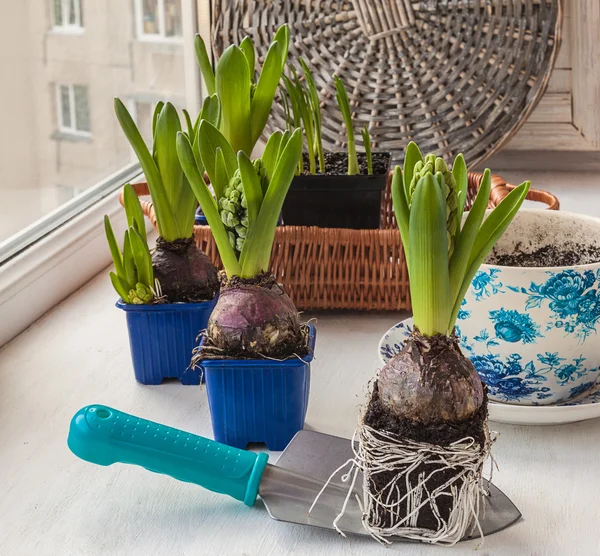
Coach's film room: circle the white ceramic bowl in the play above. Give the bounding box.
[451,209,600,405]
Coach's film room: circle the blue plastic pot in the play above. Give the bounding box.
[201,325,316,451]
[195,207,208,226]
[117,297,217,385]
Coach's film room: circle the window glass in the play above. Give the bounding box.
[0,1,192,255]
[142,0,160,35]
[54,0,63,26]
[164,0,182,37]
[60,85,72,128]
[74,85,90,132]
[68,0,77,25]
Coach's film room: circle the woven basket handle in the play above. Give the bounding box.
[486,173,560,210]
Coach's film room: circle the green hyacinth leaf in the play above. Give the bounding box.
[122,183,146,237]
[182,109,194,140]
[402,141,423,205]
[407,173,451,336]
[104,215,125,280]
[448,168,491,312]
[110,272,132,302]
[213,147,229,202]
[114,98,177,241]
[195,33,215,96]
[153,102,183,217]
[198,120,238,189]
[261,130,283,184]
[240,36,256,80]
[176,131,242,277]
[250,40,286,149]
[240,128,302,277]
[238,151,264,225]
[200,94,221,129]
[216,45,252,155]
[128,226,154,288]
[391,166,409,259]
[122,230,138,287]
[452,153,469,226]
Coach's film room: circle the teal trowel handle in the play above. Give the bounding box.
[68,405,268,506]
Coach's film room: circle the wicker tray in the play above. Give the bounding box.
[211,0,563,167]
[128,175,559,311]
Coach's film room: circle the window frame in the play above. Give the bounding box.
[51,0,84,33]
[134,0,184,43]
[56,84,92,137]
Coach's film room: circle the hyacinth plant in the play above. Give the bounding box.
[359,142,530,539]
[195,25,289,156]
[177,122,308,358]
[113,98,219,303]
[194,26,289,252]
[105,184,155,304]
[392,142,531,339]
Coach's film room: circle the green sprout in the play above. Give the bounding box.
[392,142,531,336]
[195,25,290,155]
[281,59,325,175]
[105,184,155,304]
[113,97,219,242]
[334,76,359,176]
[176,124,303,279]
[361,124,373,175]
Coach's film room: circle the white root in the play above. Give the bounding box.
[310,413,494,546]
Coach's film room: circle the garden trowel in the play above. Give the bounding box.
[68,405,521,542]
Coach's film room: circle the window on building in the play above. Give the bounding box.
[57,84,91,135]
[52,0,83,30]
[135,0,182,40]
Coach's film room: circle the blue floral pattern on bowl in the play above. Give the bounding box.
[508,269,600,342]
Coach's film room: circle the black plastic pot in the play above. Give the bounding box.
[281,152,391,229]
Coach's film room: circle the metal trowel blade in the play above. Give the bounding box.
[259,430,521,541]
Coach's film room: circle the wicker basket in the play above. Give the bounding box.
[211,0,562,167]
[127,175,559,311]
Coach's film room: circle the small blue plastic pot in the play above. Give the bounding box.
[195,207,208,226]
[201,325,316,451]
[117,297,217,385]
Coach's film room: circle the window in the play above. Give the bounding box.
[0,0,207,344]
[52,0,83,30]
[135,0,183,41]
[56,84,91,135]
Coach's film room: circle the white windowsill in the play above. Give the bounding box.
[52,130,93,142]
[49,26,85,35]
[136,35,184,45]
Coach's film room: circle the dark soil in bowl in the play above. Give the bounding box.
[302,151,390,176]
[488,243,600,267]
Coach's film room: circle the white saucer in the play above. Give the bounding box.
[378,319,600,426]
